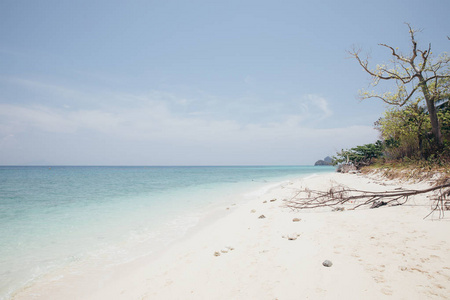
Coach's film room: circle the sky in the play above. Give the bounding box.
[0,0,449,166]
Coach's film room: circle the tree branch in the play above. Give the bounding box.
[406,22,418,63]
[424,74,450,84]
[377,64,416,83]
[284,182,450,219]
[361,84,420,106]
[379,43,410,63]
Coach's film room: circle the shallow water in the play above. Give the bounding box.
[0,165,334,299]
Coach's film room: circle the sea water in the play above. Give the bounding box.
[0,165,334,299]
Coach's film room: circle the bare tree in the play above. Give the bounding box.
[349,23,450,147]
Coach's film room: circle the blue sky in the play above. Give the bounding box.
[0,0,449,165]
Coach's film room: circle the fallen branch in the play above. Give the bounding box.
[284,182,450,219]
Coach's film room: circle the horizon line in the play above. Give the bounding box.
[0,164,332,167]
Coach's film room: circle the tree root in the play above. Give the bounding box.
[284,182,450,219]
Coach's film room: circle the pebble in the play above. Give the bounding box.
[332,207,345,212]
[270,199,277,202]
[258,215,266,219]
[322,260,333,267]
[282,233,300,240]
[287,234,299,240]
[292,218,301,222]
[214,251,221,257]
[251,209,256,213]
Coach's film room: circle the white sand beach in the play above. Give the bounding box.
[13,172,450,299]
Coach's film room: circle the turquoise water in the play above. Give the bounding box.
[0,166,334,299]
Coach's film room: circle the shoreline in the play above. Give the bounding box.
[12,171,450,299]
[9,173,317,299]
[2,166,332,300]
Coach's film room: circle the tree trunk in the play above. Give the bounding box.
[418,75,443,147]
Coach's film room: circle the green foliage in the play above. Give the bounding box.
[375,104,430,159]
[345,25,450,167]
[333,141,384,167]
[333,101,450,169]
[351,24,450,146]
[375,101,450,160]
[438,101,450,139]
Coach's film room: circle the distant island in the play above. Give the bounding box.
[314,156,333,166]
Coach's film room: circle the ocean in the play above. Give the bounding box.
[0,165,334,299]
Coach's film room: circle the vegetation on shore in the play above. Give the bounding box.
[302,25,449,218]
[334,24,449,174]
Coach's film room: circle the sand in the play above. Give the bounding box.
[13,172,450,299]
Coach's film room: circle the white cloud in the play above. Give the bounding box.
[303,94,333,119]
[6,77,86,101]
[0,99,356,145]
[0,79,377,165]
[0,104,78,133]
[0,100,375,148]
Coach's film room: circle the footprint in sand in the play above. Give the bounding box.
[381,287,393,295]
[165,279,173,286]
[373,274,385,283]
[214,246,235,256]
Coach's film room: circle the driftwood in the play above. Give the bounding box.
[284,182,450,219]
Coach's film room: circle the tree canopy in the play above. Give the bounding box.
[349,23,450,147]
[333,141,384,168]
